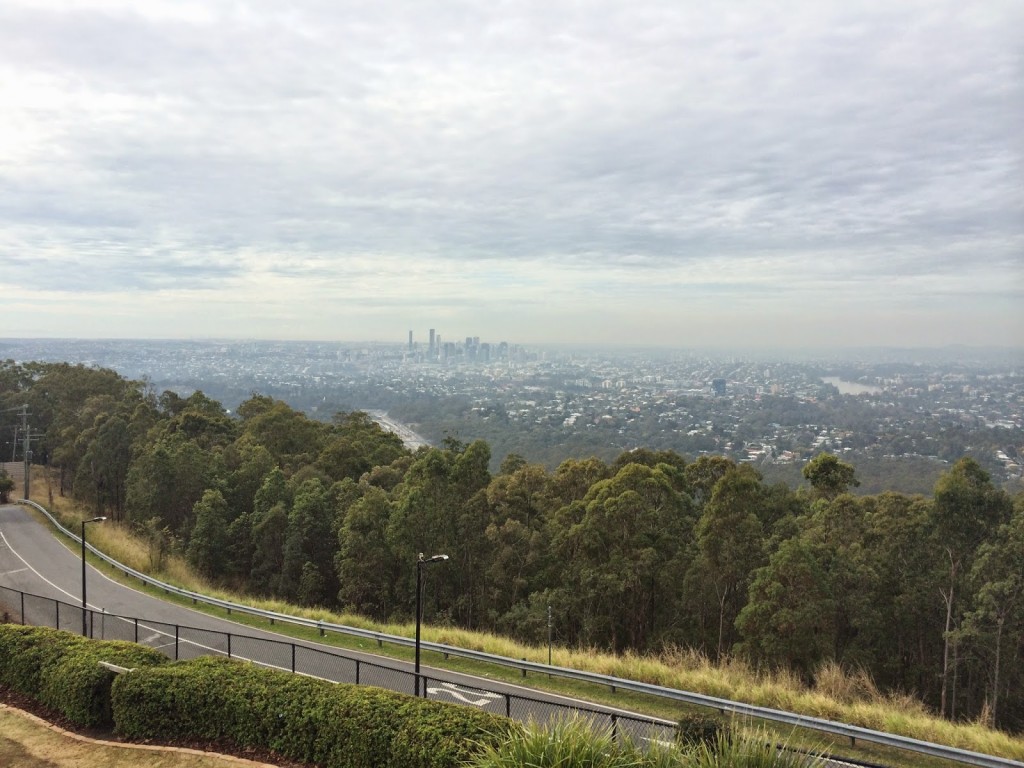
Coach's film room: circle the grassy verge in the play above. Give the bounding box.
[21,468,1024,767]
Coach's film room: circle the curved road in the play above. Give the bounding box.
[0,503,673,742]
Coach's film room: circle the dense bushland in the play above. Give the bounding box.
[1,360,1022,732]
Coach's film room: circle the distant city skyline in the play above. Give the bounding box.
[2,1,1021,349]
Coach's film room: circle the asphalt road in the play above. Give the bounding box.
[0,503,675,743]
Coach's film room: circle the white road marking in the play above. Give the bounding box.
[0,528,84,605]
[426,682,502,707]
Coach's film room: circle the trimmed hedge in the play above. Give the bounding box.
[112,655,511,768]
[0,624,169,727]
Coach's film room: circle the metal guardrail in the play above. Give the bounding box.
[16,498,1024,768]
[0,582,678,749]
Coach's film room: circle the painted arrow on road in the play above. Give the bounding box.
[426,682,503,707]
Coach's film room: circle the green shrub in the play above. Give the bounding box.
[468,715,685,768]
[676,712,732,748]
[389,697,512,768]
[0,624,168,727]
[688,731,827,768]
[112,655,509,768]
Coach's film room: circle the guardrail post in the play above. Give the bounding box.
[319,621,325,637]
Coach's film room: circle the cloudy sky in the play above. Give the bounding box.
[2,0,1021,350]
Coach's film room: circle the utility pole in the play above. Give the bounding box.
[21,405,31,500]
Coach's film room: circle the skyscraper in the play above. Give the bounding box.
[429,328,436,357]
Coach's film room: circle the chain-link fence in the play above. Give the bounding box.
[0,583,677,744]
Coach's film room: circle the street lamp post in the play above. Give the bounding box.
[415,553,448,697]
[81,517,106,636]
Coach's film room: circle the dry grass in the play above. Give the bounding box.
[23,469,1024,762]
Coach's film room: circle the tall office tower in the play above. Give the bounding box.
[429,328,436,357]
[408,330,413,351]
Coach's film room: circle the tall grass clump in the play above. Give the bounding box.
[688,732,827,768]
[468,716,826,768]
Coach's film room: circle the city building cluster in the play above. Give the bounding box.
[0,337,1020,484]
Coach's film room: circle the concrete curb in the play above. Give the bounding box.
[0,703,280,767]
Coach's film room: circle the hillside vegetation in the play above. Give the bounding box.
[2,360,1022,748]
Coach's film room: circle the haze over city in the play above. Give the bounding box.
[2,0,1021,349]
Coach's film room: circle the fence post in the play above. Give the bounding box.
[505,693,511,718]
[355,659,360,685]
[175,625,179,660]
[134,618,139,644]
[20,591,24,624]
[612,714,618,744]
[228,634,232,659]
[291,643,296,674]
[55,600,59,630]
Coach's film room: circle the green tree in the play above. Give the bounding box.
[800,494,879,664]
[961,502,1024,726]
[239,398,327,472]
[187,489,230,579]
[248,467,292,595]
[691,464,766,657]
[316,411,408,482]
[281,478,337,605]
[683,455,735,508]
[862,492,938,697]
[482,463,552,632]
[0,469,14,504]
[551,462,693,651]
[931,458,1013,717]
[802,453,859,499]
[125,433,216,536]
[336,485,399,620]
[737,537,836,677]
[74,413,132,519]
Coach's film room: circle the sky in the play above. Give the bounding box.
[2,0,1022,350]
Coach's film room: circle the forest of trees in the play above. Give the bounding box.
[1,360,1021,732]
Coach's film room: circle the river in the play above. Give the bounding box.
[821,376,883,395]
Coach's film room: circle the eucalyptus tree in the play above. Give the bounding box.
[931,458,1013,717]
[550,461,694,651]
[691,463,767,658]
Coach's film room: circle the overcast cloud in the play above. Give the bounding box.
[2,0,1021,349]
